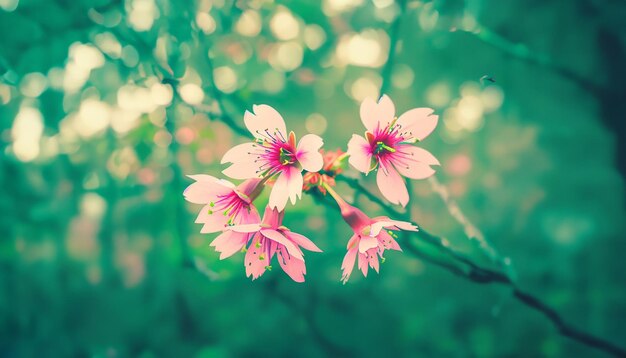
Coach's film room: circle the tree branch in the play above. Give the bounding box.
[165,4,625,356]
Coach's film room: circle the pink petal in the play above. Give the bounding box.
[358,235,378,253]
[210,230,250,259]
[346,234,360,250]
[358,252,369,277]
[183,175,233,204]
[196,206,229,233]
[360,94,395,133]
[370,219,418,236]
[347,134,373,174]
[395,163,436,180]
[276,245,306,283]
[341,246,358,283]
[269,166,303,210]
[393,145,439,180]
[233,205,261,225]
[268,171,290,211]
[378,230,402,251]
[244,104,288,139]
[399,145,440,165]
[376,164,409,207]
[396,108,438,141]
[229,223,262,233]
[286,168,304,205]
[260,229,303,261]
[284,231,322,252]
[365,248,379,273]
[244,234,271,280]
[389,220,418,232]
[295,134,324,172]
[221,142,259,180]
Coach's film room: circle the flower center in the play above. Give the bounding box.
[208,192,248,225]
[373,141,396,155]
[279,146,295,166]
[250,130,298,177]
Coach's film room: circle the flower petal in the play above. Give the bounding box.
[244,234,271,280]
[268,171,290,211]
[346,234,360,250]
[396,108,438,141]
[378,230,402,251]
[399,145,440,165]
[376,164,409,207]
[358,235,378,253]
[196,206,229,233]
[183,175,233,204]
[341,246,358,283]
[229,223,262,233]
[365,248,380,273]
[360,94,395,133]
[276,245,306,283]
[286,168,304,205]
[393,145,439,180]
[357,252,369,277]
[268,167,303,210]
[370,219,418,236]
[284,231,322,252]
[210,230,250,259]
[221,142,259,179]
[347,134,373,174]
[220,142,256,165]
[296,134,324,172]
[244,104,288,139]
[233,205,261,225]
[260,229,303,261]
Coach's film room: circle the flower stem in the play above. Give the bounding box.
[321,181,348,209]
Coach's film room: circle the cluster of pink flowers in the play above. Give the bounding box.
[184,95,439,283]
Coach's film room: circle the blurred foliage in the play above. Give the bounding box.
[1,0,626,356]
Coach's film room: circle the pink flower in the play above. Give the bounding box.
[221,104,324,211]
[228,206,322,282]
[347,95,440,206]
[184,175,262,258]
[335,194,418,283]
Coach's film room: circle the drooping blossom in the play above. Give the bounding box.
[303,149,346,195]
[228,205,322,282]
[221,104,324,211]
[347,95,440,206]
[322,182,418,283]
[183,175,262,258]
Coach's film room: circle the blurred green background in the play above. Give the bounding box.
[1,0,626,356]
